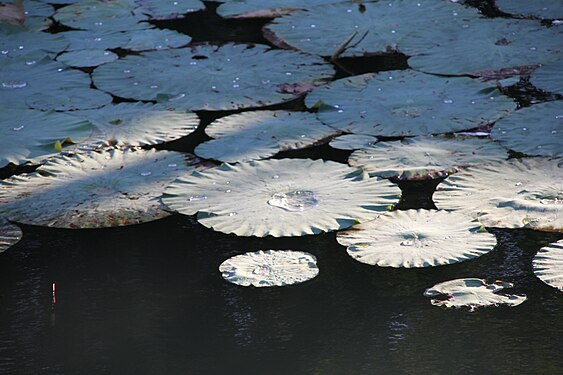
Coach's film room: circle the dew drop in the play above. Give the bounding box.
[26,60,36,66]
[489,96,495,100]
[228,212,237,216]
[133,82,139,86]
[103,51,110,56]
[285,72,292,76]
[57,68,63,72]
[168,93,186,101]
[188,195,207,201]
[268,190,319,212]
[272,175,279,179]
[555,115,563,119]
[232,84,240,88]
[388,76,393,80]
[551,130,557,134]
[168,163,177,167]
[94,37,102,42]
[12,125,24,131]
[225,189,231,193]
[2,81,27,89]
[515,182,523,186]
[1,50,8,55]
[347,9,352,12]
[140,172,152,176]
[391,30,396,34]
[501,130,506,134]
[470,100,476,104]
[443,99,453,104]
[310,24,316,28]
[173,1,178,4]
[18,46,23,50]
[95,22,103,26]
[522,127,527,131]
[123,69,131,73]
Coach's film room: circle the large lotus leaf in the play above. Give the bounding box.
[194,111,338,162]
[0,109,93,167]
[0,220,22,254]
[329,134,378,151]
[72,102,199,147]
[26,88,112,111]
[265,0,480,57]
[0,149,197,228]
[93,43,333,110]
[349,136,509,180]
[0,25,68,58]
[496,0,563,19]
[305,71,516,137]
[530,60,563,95]
[122,29,191,51]
[162,158,400,237]
[219,250,319,287]
[434,158,563,232]
[0,56,96,109]
[57,49,118,67]
[533,239,563,292]
[337,209,496,268]
[491,101,563,158]
[61,30,131,51]
[216,0,337,18]
[407,19,562,76]
[424,278,527,310]
[135,0,204,20]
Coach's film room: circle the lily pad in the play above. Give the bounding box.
[348,136,509,180]
[57,49,118,67]
[0,220,22,254]
[219,250,319,287]
[305,71,516,137]
[530,60,563,95]
[122,28,191,51]
[24,0,54,31]
[337,209,496,268]
[533,239,563,292]
[0,149,198,228]
[216,0,336,18]
[194,111,338,162]
[135,0,204,20]
[72,102,199,147]
[162,158,400,237]
[26,88,112,111]
[424,278,527,310]
[0,25,68,58]
[496,0,563,19]
[0,108,93,167]
[93,43,333,110]
[329,134,378,151]
[61,30,131,51]
[491,101,563,158]
[434,158,563,232]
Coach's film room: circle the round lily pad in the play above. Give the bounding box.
[305,71,516,137]
[337,209,496,268]
[530,60,563,95]
[93,43,333,110]
[348,136,509,180]
[26,88,112,111]
[135,0,204,20]
[72,102,199,147]
[0,108,93,167]
[0,25,68,58]
[496,0,563,19]
[0,220,22,254]
[194,111,338,162]
[121,28,191,51]
[0,149,198,228]
[434,158,563,232]
[491,101,563,158]
[57,49,118,67]
[216,0,336,18]
[61,30,131,51]
[24,0,55,31]
[424,278,527,310]
[329,134,378,151]
[162,158,400,237]
[533,239,563,292]
[219,250,319,287]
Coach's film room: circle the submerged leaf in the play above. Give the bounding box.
[0,220,22,254]
[533,239,563,292]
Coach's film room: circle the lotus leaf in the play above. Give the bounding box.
[61,30,132,51]
[0,220,22,254]
[329,134,378,151]
[135,0,204,20]
[424,278,527,310]
[57,49,118,67]
[348,136,509,180]
[26,88,112,111]
[219,250,319,287]
[25,1,54,31]
[216,0,337,18]
[407,19,562,76]
[0,149,197,228]
[533,239,563,292]
[491,101,562,158]
[305,71,515,137]
[434,158,563,232]
[0,25,68,58]
[0,108,93,167]
[265,0,480,57]
[162,158,400,237]
[72,102,199,147]
[530,60,563,95]
[122,28,191,51]
[93,43,333,110]
[37,0,82,3]
[337,209,496,268]
[194,111,338,162]
[496,0,563,19]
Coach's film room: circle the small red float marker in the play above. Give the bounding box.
[52,282,56,304]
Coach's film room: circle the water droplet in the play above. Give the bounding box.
[530,47,537,51]
[470,100,476,104]
[225,189,231,193]
[537,145,542,149]
[168,93,185,101]
[501,130,506,134]
[188,195,207,201]
[123,69,131,73]
[453,12,458,16]
[18,46,23,50]
[310,24,316,28]
[232,84,240,88]
[150,85,158,89]
[95,22,103,26]
[190,61,197,65]
[12,125,24,131]
[261,79,271,85]
[391,30,396,34]
[347,9,352,12]
[400,239,415,246]
[57,68,63,72]
[268,190,319,212]
[103,51,110,56]
[2,81,27,89]
[551,130,557,134]
[285,72,292,76]
[522,127,527,131]
[1,50,8,55]
[388,76,393,80]
[443,99,453,104]
[133,82,139,86]
[228,212,237,216]
[26,60,36,66]
[140,172,152,176]
[167,163,177,167]
[94,37,102,42]
[211,85,217,90]
[300,134,306,138]
[417,3,421,6]
[377,88,382,91]
[515,182,523,186]
[489,96,495,100]
[173,1,178,5]
[555,115,563,119]
[272,175,279,179]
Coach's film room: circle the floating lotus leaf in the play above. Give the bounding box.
[496,0,563,19]
[24,0,54,30]
[434,158,563,232]
[0,25,68,58]
[219,250,319,287]
[57,49,118,67]
[135,0,204,20]
[337,209,496,268]
[0,108,93,167]
[72,102,199,147]
[216,0,336,18]
[329,134,378,151]
[0,220,22,254]
[195,111,337,162]
[61,30,131,51]
[491,102,563,158]
[530,60,563,95]
[265,0,479,57]
[26,88,112,111]
[424,278,527,310]
[349,136,509,180]
[37,0,82,4]
[122,28,191,51]
[0,149,197,228]
[163,158,400,237]
[407,19,562,76]
[93,43,333,110]
[533,239,563,292]
[306,71,515,137]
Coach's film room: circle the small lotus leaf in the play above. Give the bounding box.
[0,108,93,167]
[305,71,515,137]
[349,136,509,180]
[337,209,496,268]
[434,158,563,232]
[424,278,527,310]
[57,49,118,67]
[22,1,54,30]
[93,43,333,110]
[329,134,378,151]
[135,0,204,20]
[195,111,338,162]
[533,239,563,292]
[0,25,68,58]
[61,30,131,51]
[491,101,563,158]
[219,250,319,287]
[122,29,191,51]
[496,0,563,19]
[216,0,336,18]
[0,149,197,228]
[0,220,22,254]
[26,88,112,111]
[163,158,400,237]
[530,60,563,95]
